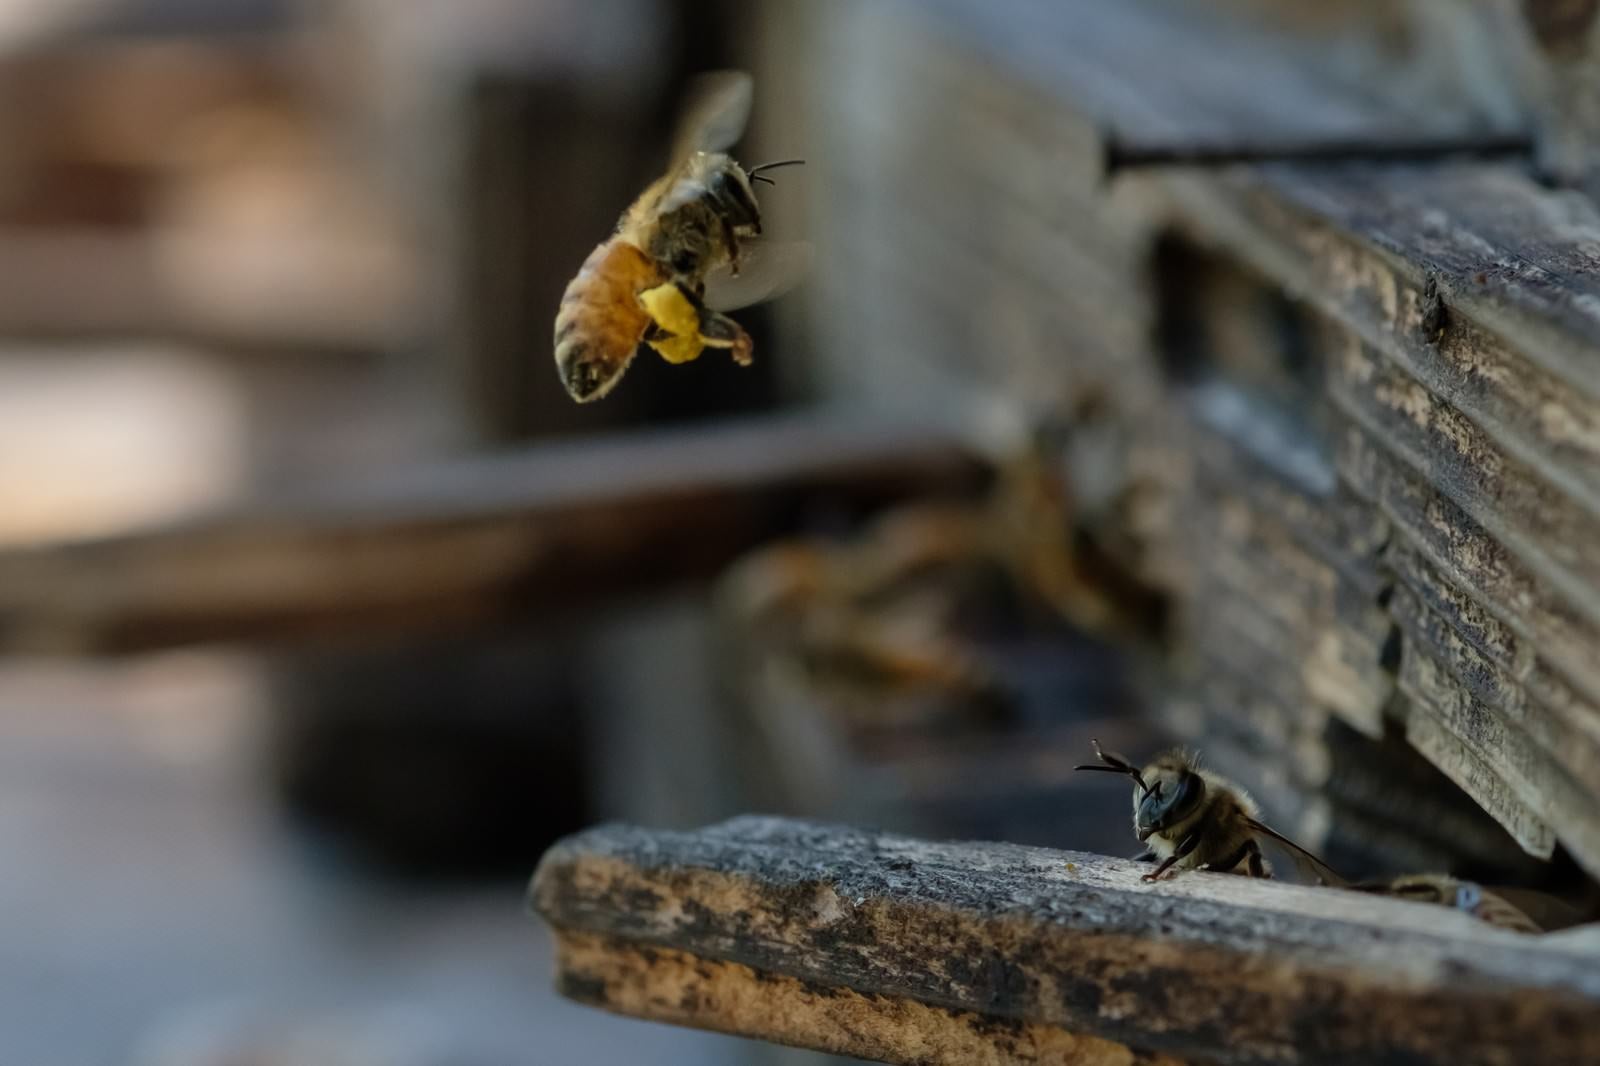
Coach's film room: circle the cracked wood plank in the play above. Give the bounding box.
[1337,428,1600,704]
[1402,707,1557,860]
[530,817,1600,1066]
[1397,621,1600,873]
[1328,333,1600,601]
[1390,582,1600,805]
[789,0,1600,890]
[0,415,983,654]
[555,933,1172,1066]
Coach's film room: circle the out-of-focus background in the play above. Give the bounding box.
[5,0,1600,1063]
[0,2,806,1063]
[0,2,1003,1062]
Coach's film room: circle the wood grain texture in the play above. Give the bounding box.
[555,933,1176,1066]
[531,817,1600,1066]
[776,0,1600,884]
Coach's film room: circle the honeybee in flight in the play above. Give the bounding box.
[1076,740,1346,885]
[554,71,807,403]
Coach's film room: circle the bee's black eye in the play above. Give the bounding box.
[707,170,761,229]
[1136,771,1205,831]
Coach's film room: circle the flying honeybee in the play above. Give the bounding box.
[1076,740,1345,884]
[554,70,807,403]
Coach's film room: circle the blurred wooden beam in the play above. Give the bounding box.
[0,414,985,654]
[531,817,1600,1066]
[924,0,1528,185]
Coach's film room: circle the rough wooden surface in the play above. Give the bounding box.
[555,934,1172,1066]
[0,414,983,653]
[926,0,1524,157]
[779,0,1600,879]
[532,817,1600,1066]
[1157,164,1600,871]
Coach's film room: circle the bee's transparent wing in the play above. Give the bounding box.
[672,70,754,164]
[1246,817,1348,887]
[704,239,812,313]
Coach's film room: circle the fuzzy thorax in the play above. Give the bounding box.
[1138,767,1263,873]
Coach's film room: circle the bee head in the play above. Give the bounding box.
[702,158,804,237]
[703,157,764,235]
[1134,763,1206,840]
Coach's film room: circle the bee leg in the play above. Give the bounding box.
[696,311,752,366]
[1203,840,1257,875]
[1141,831,1199,883]
[1134,849,1158,863]
[681,286,753,367]
[721,219,742,275]
[659,281,752,367]
[1244,839,1267,878]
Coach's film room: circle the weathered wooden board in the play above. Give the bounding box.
[758,0,1600,909]
[532,817,1600,1066]
[1316,716,1552,877]
[1185,426,1389,593]
[0,415,984,654]
[1166,163,1600,407]
[1329,335,1600,603]
[922,0,1522,158]
[1398,629,1600,872]
[554,932,1176,1066]
[1390,583,1600,802]
[1402,707,1558,860]
[1340,429,1600,704]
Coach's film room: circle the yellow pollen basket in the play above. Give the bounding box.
[639,283,706,365]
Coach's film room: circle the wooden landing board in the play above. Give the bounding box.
[532,817,1600,1066]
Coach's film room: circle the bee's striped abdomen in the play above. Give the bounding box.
[554,239,665,402]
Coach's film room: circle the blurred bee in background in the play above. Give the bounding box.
[1350,874,1589,934]
[1076,740,1346,884]
[554,70,808,403]
[717,507,1017,735]
[715,429,1167,736]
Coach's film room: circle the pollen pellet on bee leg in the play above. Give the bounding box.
[638,283,704,340]
[638,283,708,365]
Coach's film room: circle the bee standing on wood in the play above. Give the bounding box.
[554,70,807,403]
[1076,740,1345,884]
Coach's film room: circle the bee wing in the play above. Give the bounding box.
[671,70,754,164]
[1245,817,1348,887]
[703,239,812,312]
[1487,885,1584,931]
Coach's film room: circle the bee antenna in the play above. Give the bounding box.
[746,158,806,187]
[748,158,806,175]
[1074,739,1152,796]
